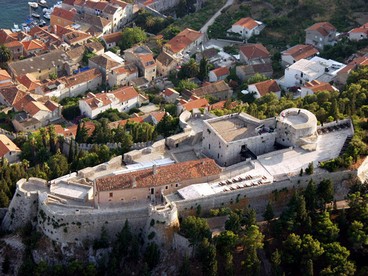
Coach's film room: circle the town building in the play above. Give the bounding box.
[236,64,273,81]
[208,67,230,82]
[0,134,21,163]
[162,88,180,103]
[107,63,139,88]
[281,56,346,88]
[78,86,139,119]
[228,17,263,39]
[163,28,203,58]
[190,80,233,101]
[305,22,337,50]
[124,45,156,81]
[281,44,319,67]
[348,23,368,41]
[335,56,368,86]
[298,80,338,98]
[239,43,271,66]
[202,108,318,166]
[247,79,281,99]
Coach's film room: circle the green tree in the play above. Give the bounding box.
[224,251,234,276]
[144,242,160,270]
[198,57,209,81]
[178,58,199,79]
[215,230,237,253]
[314,211,339,243]
[47,151,69,179]
[320,242,356,275]
[304,179,318,212]
[317,179,334,207]
[197,238,217,276]
[177,79,198,92]
[263,201,274,222]
[247,73,269,84]
[180,216,211,247]
[119,27,147,50]
[271,249,282,276]
[0,45,11,67]
[348,220,368,251]
[225,211,242,233]
[241,225,264,274]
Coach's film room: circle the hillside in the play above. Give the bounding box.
[208,0,368,50]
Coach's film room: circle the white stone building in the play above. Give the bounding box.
[79,86,139,119]
[228,17,263,39]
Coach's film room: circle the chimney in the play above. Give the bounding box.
[131,176,137,188]
[152,164,157,175]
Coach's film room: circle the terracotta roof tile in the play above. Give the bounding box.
[282,44,319,61]
[252,79,280,97]
[239,43,270,60]
[165,28,202,54]
[64,68,101,88]
[51,7,77,22]
[306,22,336,37]
[0,86,27,106]
[0,134,21,157]
[304,80,337,93]
[22,39,47,51]
[211,67,230,78]
[102,32,123,44]
[233,17,259,30]
[16,74,40,91]
[182,98,209,111]
[96,158,221,191]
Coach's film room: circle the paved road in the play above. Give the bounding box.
[199,0,234,34]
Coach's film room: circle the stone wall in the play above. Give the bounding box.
[1,178,47,231]
[37,200,150,244]
[173,170,356,217]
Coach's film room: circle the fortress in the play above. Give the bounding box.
[2,108,364,244]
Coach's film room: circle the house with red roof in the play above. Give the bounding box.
[101,32,123,49]
[247,79,281,99]
[16,74,40,92]
[299,80,338,98]
[0,70,13,87]
[50,7,77,28]
[0,134,21,163]
[107,63,138,88]
[336,56,368,86]
[12,94,62,132]
[163,28,203,58]
[208,67,230,82]
[21,39,47,57]
[161,88,180,103]
[305,22,337,50]
[79,86,139,119]
[239,43,271,65]
[0,85,27,107]
[349,23,368,41]
[228,17,263,39]
[177,97,209,115]
[124,45,156,81]
[281,44,319,67]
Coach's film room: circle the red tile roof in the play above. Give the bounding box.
[165,28,202,54]
[210,67,230,78]
[306,22,336,37]
[22,39,47,51]
[0,86,27,106]
[0,134,21,157]
[16,74,40,91]
[96,158,221,191]
[64,68,101,88]
[282,44,319,61]
[304,80,337,93]
[191,80,231,97]
[233,17,259,30]
[163,88,179,97]
[337,56,368,74]
[102,32,123,44]
[54,121,95,138]
[252,79,280,97]
[182,98,209,111]
[239,44,270,60]
[350,23,368,34]
[51,7,77,22]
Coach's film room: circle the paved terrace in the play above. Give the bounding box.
[209,117,259,142]
[258,127,353,178]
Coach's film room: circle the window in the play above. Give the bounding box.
[109,192,113,198]
[217,153,219,158]
[165,186,168,190]
[209,144,211,149]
